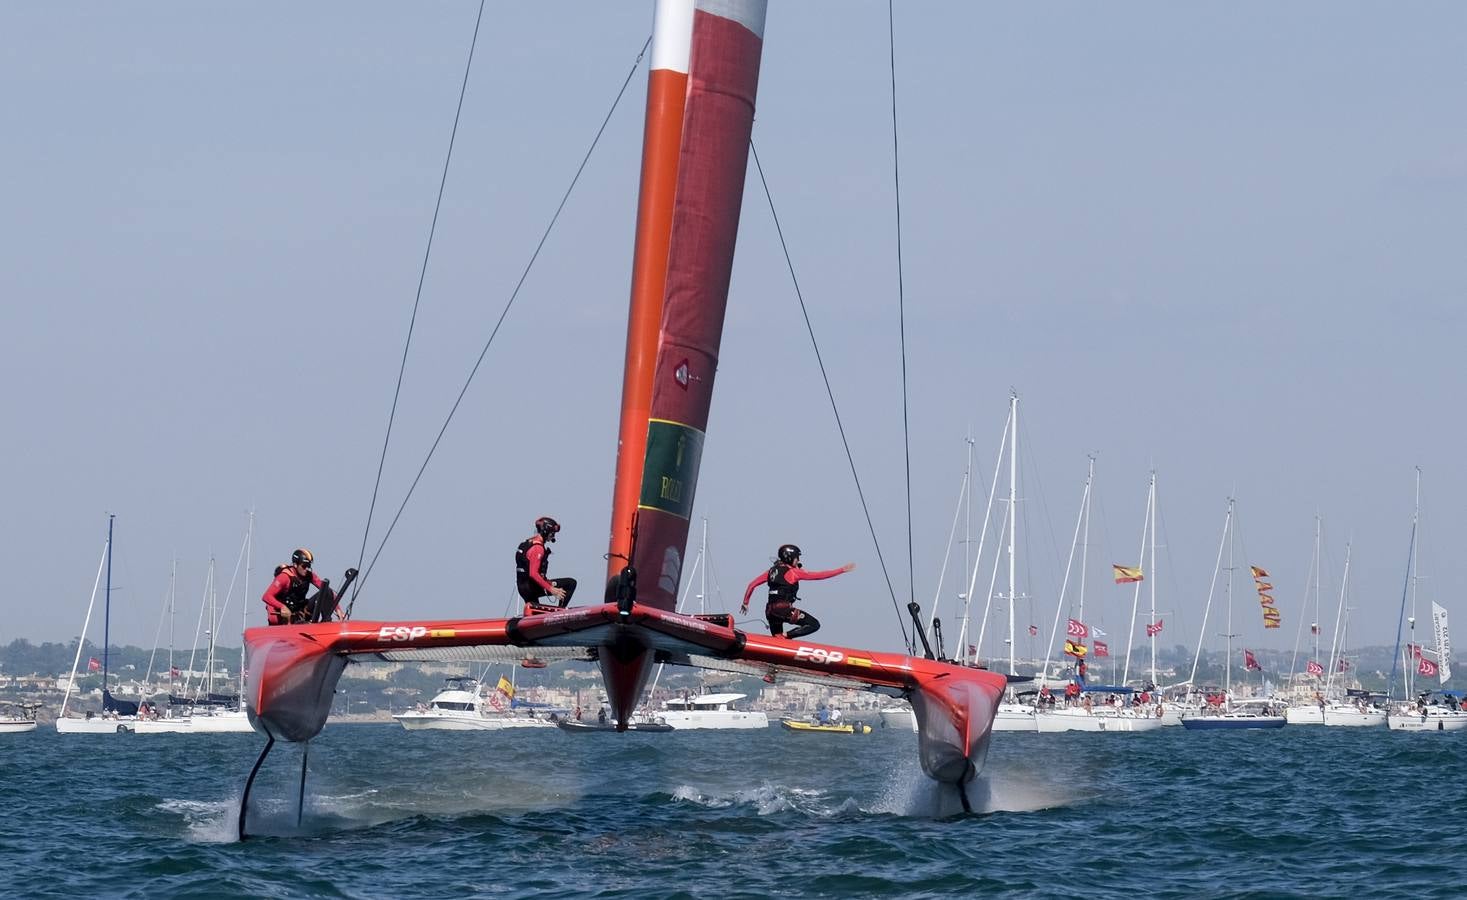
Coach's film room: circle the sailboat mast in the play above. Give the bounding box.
[962,430,973,662]
[242,509,253,698]
[1389,469,1421,700]
[1148,471,1158,687]
[1006,393,1018,676]
[1078,455,1093,626]
[1225,500,1235,697]
[605,0,695,582]
[1326,542,1352,695]
[1122,478,1151,686]
[103,514,114,689]
[168,557,176,687]
[600,0,766,723]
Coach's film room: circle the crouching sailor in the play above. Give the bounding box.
[516,517,577,613]
[261,548,340,625]
[740,544,854,639]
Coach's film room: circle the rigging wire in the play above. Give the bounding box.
[749,141,911,652]
[887,0,918,651]
[352,34,654,601]
[352,0,488,613]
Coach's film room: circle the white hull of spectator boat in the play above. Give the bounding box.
[1284,704,1325,725]
[394,710,554,731]
[1320,705,1386,727]
[187,708,255,733]
[878,706,915,731]
[1158,702,1188,726]
[655,693,768,730]
[1035,707,1164,733]
[990,702,1038,732]
[0,719,38,733]
[55,716,147,734]
[655,709,767,730]
[1386,708,1467,732]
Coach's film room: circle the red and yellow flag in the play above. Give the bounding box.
[1063,640,1088,658]
[1250,566,1269,579]
[1113,565,1144,584]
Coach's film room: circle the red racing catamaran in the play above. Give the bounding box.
[239,0,1006,837]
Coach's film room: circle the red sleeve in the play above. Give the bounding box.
[786,566,844,583]
[525,543,554,592]
[261,572,291,614]
[310,571,325,589]
[742,571,766,608]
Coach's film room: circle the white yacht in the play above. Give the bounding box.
[1387,695,1467,732]
[1035,704,1164,733]
[655,693,767,730]
[394,678,554,731]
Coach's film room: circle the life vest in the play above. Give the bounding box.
[515,537,550,593]
[272,564,312,614]
[766,563,798,604]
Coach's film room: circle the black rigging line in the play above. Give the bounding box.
[353,34,653,600]
[352,0,487,615]
[749,141,912,653]
[888,0,917,654]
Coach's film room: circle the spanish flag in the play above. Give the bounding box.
[1064,640,1088,658]
[1113,564,1144,584]
[496,675,515,700]
[1250,565,1269,579]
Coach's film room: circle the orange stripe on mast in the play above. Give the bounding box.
[606,64,688,584]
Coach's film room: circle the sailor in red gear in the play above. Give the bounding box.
[740,544,855,639]
[516,517,577,612]
[261,548,335,625]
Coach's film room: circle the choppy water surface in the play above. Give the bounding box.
[2,723,1463,898]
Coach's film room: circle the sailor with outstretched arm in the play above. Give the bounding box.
[740,544,854,639]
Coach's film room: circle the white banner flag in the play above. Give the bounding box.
[1432,602,1452,683]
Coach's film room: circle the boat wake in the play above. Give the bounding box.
[669,783,861,818]
[872,758,1080,818]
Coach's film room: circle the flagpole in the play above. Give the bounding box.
[1188,501,1230,693]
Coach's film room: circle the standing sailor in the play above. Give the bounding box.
[740,544,854,639]
[515,517,577,611]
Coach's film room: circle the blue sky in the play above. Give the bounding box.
[2,3,1463,671]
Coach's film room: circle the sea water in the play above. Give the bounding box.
[1,723,1463,898]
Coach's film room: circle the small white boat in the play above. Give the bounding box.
[878,704,915,731]
[394,678,554,731]
[1284,703,1325,725]
[655,693,767,730]
[0,702,40,734]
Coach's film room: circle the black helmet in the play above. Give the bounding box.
[777,544,801,564]
[292,548,314,570]
[535,517,561,542]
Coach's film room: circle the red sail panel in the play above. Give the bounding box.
[631,6,765,610]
